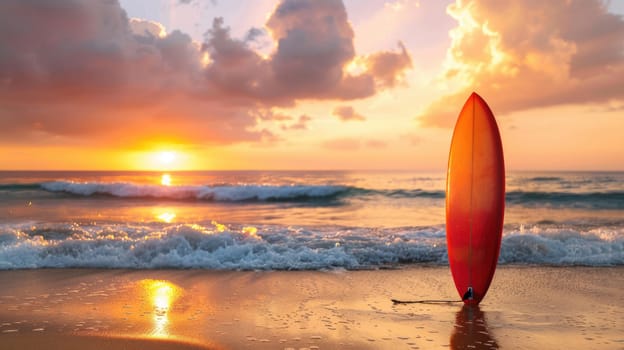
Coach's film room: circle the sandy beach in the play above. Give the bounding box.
[0,267,622,349]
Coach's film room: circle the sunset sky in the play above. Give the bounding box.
[1,0,623,171]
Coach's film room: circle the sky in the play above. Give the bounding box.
[1,0,623,171]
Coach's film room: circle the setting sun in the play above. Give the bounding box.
[137,150,191,171]
[158,151,176,164]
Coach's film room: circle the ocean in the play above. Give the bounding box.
[0,170,622,269]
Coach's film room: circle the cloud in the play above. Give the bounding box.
[244,27,265,42]
[265,0,374,100]
[129,18,167,38]
[0,0,413,147]
[362,42,412,88]
[419,0,624,127]
[253,110,293,122]
[281,114,312,130]
[332,105,366,121]
[178,0,217,5]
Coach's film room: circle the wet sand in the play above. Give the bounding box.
[0,267,622,349]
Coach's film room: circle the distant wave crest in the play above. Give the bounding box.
[38,181,446,202]
[0,180,619,208]
[40,181,352,202]
[506,191,624,209]
[528,176,562,182]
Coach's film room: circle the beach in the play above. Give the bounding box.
[1,171,622,348]
[1,267,622,349]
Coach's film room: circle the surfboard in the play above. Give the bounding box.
[446,92,505,305]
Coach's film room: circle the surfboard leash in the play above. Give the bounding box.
[391,299,462,304]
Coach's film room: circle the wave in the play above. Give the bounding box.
[0,222,621,269]
[528,176,562,182]
[0,180,622,208]
[38,181,446,202]
[0,183,42,191]
[506,191,624,209]
[40,181,353,202]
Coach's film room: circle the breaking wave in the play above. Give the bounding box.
[0,222,621,270]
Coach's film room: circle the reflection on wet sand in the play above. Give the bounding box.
[140,280,181,338]
[450,305,498,349]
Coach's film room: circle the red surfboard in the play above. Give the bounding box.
[446,92,505,305]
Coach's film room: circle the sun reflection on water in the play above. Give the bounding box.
[156,211,176,223]
[141,280,181,338]
[161,173,172,186]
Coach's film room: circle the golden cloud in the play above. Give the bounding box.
[419,0,624,127]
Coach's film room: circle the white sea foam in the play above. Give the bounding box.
[40,181,349,201]
[499,225,624,265]
[0,222,621,269]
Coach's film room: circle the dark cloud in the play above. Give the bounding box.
[201,17,275,104]
[266,0,373,99]
[0,0,413,146]
[244,27,265,43]
[332,105,366,121]
[420,0,624,127]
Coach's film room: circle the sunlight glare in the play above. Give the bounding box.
[157,211,176,223]
[211,220,227,232]
[242,226,260,239]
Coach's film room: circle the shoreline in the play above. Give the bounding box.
[1,266,622,349]
[0,334,214,350]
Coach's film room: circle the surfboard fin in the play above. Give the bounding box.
[462,287,474,301]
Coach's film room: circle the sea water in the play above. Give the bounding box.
[0,171,622,269]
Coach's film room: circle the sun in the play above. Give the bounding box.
[150,150,180,171]
[137,148,191,171]
[158,151,176,165]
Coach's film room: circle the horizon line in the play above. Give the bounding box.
[0,169,622,173]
